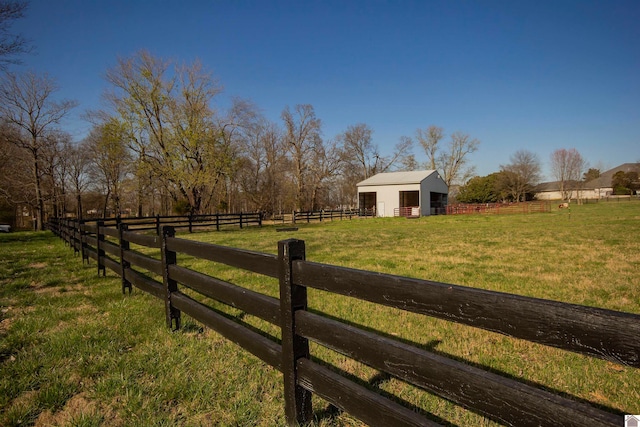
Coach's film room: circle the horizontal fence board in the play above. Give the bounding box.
[82,224,97,234]
[296,358,438,427]
[102,256,122,276]
[100,226,120,238]
[169,265,281,325]
[101,240,120,257]
[84,235,98,247]
[296,311,621,427]
[124,269,164,299]
[128,226,157,232]
[123,250,163,276]
[85,247,98,262]
[117,218,154,226]
[295,261,640,367]
[122,231,161,248]
[171,292,282,370]
[166,237,278,278]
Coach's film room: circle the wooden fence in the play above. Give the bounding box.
[291,209,373,223]
[446,201,551,215]
[48,220,638,427]
[49,212,262,237]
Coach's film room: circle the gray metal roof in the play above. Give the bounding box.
[357,170,438,186]
[536,163,639,191]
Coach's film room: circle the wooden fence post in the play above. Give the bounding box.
[239,212,243,229]
[119,223,132,294]
[161,226,181,330]
[97,220,106,276]
[79,220,87,264]
[155,215,161,236]
[71,219,79,255]
[278,239,312,425]
[188,213,193,233]
[216,214,220,231]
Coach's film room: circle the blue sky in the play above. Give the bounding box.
[12,0,640,180]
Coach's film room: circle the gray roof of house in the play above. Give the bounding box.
[584,163,639,189]
[357,170,438,187]
[536,163,640,191]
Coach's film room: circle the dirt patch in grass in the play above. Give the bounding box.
[35,392,121,427]
[33,282,85,295]
[28,263,48,269]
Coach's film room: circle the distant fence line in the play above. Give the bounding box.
[446,201,551,215]
[50,209,375,235]
[47,220,638,427]
[51,213,262,235]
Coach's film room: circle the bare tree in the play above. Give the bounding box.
[281,104,322,210]
[67,140,91,219]
[0,71,77,229]
[307,139,343,210]
[550,148,586,201]
[0,0,31,69]
[86,119,132,216]
[337,123,376,180]
[415,125,443,170]
[237,119,288,214]
[338,125,414,177]
[499,150,542,202]
[40,130,72,218]
[416,127,479,187]
[215,97,261,213]
[379,136,414,175]
[438,131,480,187]
[0,123,34,214]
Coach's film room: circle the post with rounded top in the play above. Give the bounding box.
[278,238,312,425]
[161,226,181,330]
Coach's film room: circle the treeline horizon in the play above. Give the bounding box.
[1,51,485,229]
[2,50,622,229]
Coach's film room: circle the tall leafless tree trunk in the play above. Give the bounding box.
[550,148,586,202]
[499,150,542,202]
[281,104,322,211]
[439,131,480,187]
[338,123,375,180]
[0,71,76,229]
[415,125,443,170]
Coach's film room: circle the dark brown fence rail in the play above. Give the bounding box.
[47,220,637,427]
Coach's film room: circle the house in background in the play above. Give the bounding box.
[535,163,640,200]
[357,170,448,217]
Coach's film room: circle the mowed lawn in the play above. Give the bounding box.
[1,201,639,426]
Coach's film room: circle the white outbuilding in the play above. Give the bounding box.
[357,170,448,217]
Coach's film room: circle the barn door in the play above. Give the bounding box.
[377,202,385,217]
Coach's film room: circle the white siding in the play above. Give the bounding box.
[361,183,420,217]
[357,170,449,217]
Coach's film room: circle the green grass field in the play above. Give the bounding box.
[1,201,639,426]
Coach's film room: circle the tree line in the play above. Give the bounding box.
[0,47,484,229]
[457,147,639,204]
[456,148,590,203]
[5,3,631,230]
